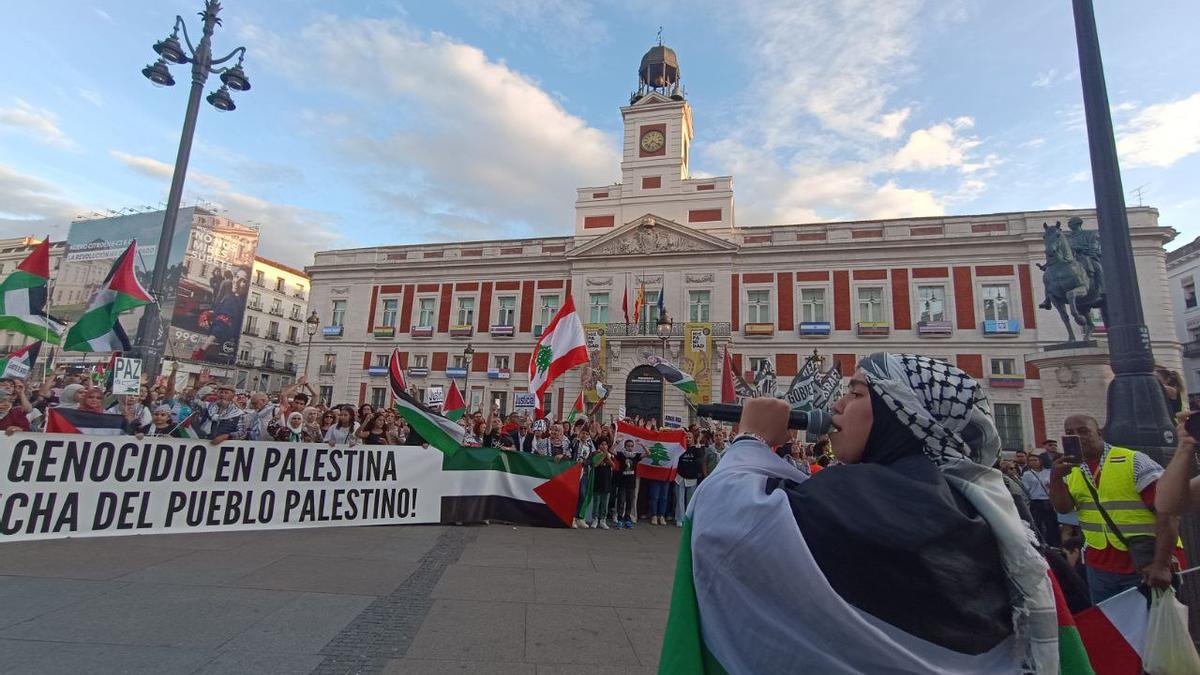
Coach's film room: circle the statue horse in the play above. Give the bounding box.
[1040,222,1106,342]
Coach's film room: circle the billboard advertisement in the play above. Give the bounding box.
[55,208,259,366]
[168,217,258,365]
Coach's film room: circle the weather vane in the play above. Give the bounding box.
[657,26,662,45]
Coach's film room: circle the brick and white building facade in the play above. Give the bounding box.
[305,47,1181,452]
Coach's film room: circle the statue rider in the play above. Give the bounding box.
[1039,216,1104,309]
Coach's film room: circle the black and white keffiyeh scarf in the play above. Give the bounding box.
[858,353,1058,674]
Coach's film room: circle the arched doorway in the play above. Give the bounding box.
[625,365,664,423]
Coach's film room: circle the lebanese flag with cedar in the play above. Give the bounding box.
[527,294,588,417]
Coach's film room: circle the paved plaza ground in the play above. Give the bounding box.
[0,523,681,674]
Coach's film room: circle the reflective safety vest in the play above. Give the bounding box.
[1064,446,1180,551]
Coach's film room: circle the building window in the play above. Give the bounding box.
[382,299,399,327]
[452,355,467,369]
[236,370,248,389]
[322,353,336,371]
[331,300,347,326]
[267,320,280,340]
[540,295,560,327]
[258,373,271,391]
[417,298,436,327]
[857,287,885,323]
[689,290,711,322]
[414,354,429,368]
[748,357,770,373]
[588,293,609,323]
[270,299,282,315]
[800,288,826,323]
[296,285,306,300]
[245,316,257,333]
[238,346,251,362]
[375,354,389,368]
[276,277,286,292]
[263,349,276,368]
[917,286,946,322]
[254,270,264,286]
[319,386,333,406]
[288,325,298,342]
[1184,278,1197,309]
[993,403,1023,451]
[370,387,386,409]
[982,284,1011,321]
[291,304,302,320]
[497,296,516,326]
[249,292,261,310]
[747,290,771,324]
[457,297,475,325]
[494,355,510,370]
[991,357,1017,375]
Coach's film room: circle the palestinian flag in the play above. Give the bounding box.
[46,408,128,435]
[527,294,588,417]
[444,380,466,421]
[0,239,64,344]
[63,241,152,352]
[616,420,687,481]
[440,446,582,528]
[566,391,584,423]
[649,355,699,394]
[0,341,41,380]
[388,348,407,400]
[1075,586,1147,675]
[392,388,467,452]
[1051,571,1095,675]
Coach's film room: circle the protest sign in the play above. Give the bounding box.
[514,392,537,412]
[0,434,583,542]
[664,414,683,428]
[424,386,444,408]
[112,357,142,395]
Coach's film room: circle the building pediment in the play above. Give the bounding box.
[568,215,738,258]
[631,92,675,107]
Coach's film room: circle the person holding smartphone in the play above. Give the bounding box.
[1156,411,1200,516]
[1048,415,1182,604]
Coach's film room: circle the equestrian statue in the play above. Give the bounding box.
[1038,216,1107,342]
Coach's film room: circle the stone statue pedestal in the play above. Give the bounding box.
[1026,344,1113,442]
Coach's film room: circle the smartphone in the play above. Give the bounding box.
[1185,414,1200,443]
[1061,435,1083,462]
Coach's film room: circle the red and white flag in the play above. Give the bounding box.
[527,294,588,417]
[615,420,688,482]
[1074,586,1147,675]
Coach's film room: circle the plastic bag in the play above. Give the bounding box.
[1143,587,1200,675]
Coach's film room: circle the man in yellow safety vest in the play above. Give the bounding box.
[1049,414,1181,603]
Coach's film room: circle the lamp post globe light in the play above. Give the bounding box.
[304,310,320,378]
[656,310,673,357]
[463,342,475,410]
[134,0,250,387]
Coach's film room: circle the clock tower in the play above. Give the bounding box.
[574,44,735,238]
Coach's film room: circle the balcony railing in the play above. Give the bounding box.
[268,307,284,317]
[1185,340,1200,358]
[234,355,297,375]
[265,331,281,342]
[242,327,259,337]
[246,302,263,311]
[598,322,732,338]
[319,365,337,375]
[284,337,301,345]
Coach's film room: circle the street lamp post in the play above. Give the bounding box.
[304,311,320,379]
[134,0,250,387]
[463,342,475,412]
[656,310,673,357]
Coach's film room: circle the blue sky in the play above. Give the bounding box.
[1,1,1197,268]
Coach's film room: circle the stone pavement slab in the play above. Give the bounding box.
[0,521,680,673]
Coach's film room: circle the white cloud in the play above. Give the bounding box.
[108,151,341,267]
[0,99,73,147]
[1032,69,1056,88]
[247,15,619,241]
[891,117,980,171]
[76,88,103,107]
[0,164,84,239]
[1020,137,1046,149]
[1117,92,1200,168]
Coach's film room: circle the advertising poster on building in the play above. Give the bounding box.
[0,435,583,542]
[683,322,713,405]
[582,323,608,405]
[167,217,259,366]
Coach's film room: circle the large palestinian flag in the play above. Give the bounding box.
[45,408,129,435]
[0,341,41,380]
[0,239,64,344]
[63,241,152,352]
[616,421,687,481]
[439,446,582,527]
[648,355,698,395]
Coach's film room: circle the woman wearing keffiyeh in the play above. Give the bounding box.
[660,353,1057,674]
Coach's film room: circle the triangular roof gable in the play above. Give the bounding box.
[631,92,675,107]
[568,214,738,258]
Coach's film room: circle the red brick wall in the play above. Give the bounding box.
[852,269,887,281]
[796,271,829,282]
[361,352,372,370]
[834,353,857,374]
[642,176,661,189]
[437,284,453,332]
[743,272,773,284]
[1018,264,1037,329]
[689,209,722,223]
[478,281,493,333]
[1031,398,1046,446]
[417,283,439,293]
[971,222,1007,233]
[367,285,379,330]
[537,279,564,289]
[394,351,409,368]
[730,273,740,329]
[851,229,883,239]
[891,269,912,330]
[913,267,949,279]
[514,352,530,373]
[731,353,743,374]
[776,353,798,377]
[952,266,975,329]
[777,272,793,330]
[455,282,479,291]
[1025,362,1040,380]
[431,352,448,371]
[833,271,851,330]
[520,281,535,333]
[399,284,414,333]
[975,265,1014,277]
[471,351,489,372]
[584,215,614,229]
[495,281,521,291]
[956,354,984,379]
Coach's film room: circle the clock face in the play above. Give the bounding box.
[640,130,665,153]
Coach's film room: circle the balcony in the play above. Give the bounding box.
[291,312,303,321]
[490,324,515,337]
[857,322,891,337]
[235,355,297,374]
[988,374,1025,388]
[268,307,284,317]
[319,365,337,375]
[449,324,474,338]
[284,337,301,346]
[446,367,468,378]
[367,366,389,377]
[322,325,344,337]
[265,331,281,342]
[293,290,306,299]
[981,320,1021,336]
[1185,340,1200,358]
[412,326,434,338]
[408,366,429,377]
[797,322,831,337]
[246,302,263,312]
[599,322,732,338]
[743,323,775,337]
[487,368,512,380]
[373,326,396,338]
[917,320,953,337]
[236,356,254,367]
[242,327,259,337]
